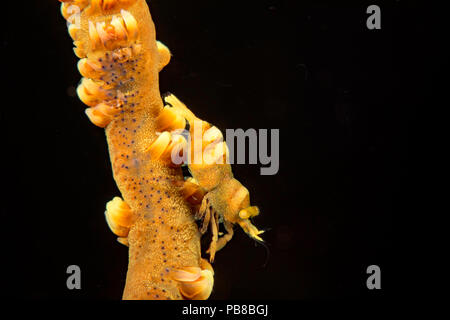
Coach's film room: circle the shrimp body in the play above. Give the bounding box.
[159,95,264,262]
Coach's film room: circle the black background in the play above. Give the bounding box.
[0,0,436,300]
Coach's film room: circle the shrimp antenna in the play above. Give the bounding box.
[253,228,271,268]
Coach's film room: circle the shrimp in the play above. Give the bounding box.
[158,94,264,262]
